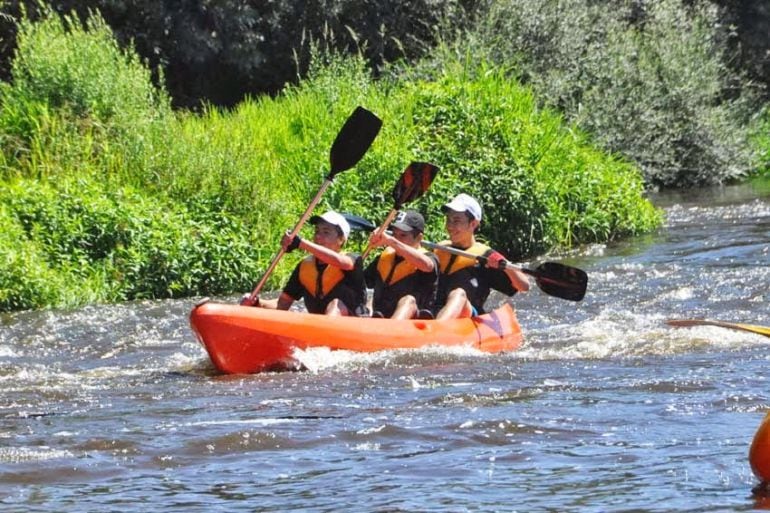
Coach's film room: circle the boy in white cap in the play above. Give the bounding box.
[241,210,367,316]
[364,210,438,319]
[433,193,529,320]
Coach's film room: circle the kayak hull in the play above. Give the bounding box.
[751,411,770,487]
[189,301,523,374]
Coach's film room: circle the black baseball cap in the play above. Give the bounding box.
[391,210,425,233]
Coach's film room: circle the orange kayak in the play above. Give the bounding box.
[751,411,770,493]
[189,301,523,374]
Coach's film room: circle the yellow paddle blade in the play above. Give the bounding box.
[666,319,770,338]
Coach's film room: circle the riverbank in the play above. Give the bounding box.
[0,10,660,312]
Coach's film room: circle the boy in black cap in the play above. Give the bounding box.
[364,210,438,319]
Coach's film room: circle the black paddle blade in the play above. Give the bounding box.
[341,213,377,232]
[328,106,382,177]
[528,262,588,302]
[392,162,439,208]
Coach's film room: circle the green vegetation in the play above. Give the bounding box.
[374,61,660,257]
[3,7,660,311]
[754,108,770,176]
[456,0,761,188]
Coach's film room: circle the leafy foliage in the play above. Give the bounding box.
[390,63,660,258]
[468,0,760,188]
[753,107,770,176]
[0,201,61,311]
[5,6,168,122]
[0,10,661,311]
[0,0,481,108]
[0,178,262,308]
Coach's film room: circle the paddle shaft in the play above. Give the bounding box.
[361,209,398,260]
[248,180,333,299]
[420,240,530,275]
[246,106,381,301]
[667,319,770,338]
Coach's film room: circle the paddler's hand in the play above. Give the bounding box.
[281,231,302,253]
[368,230,387,248]
[239,294,260,307]
[368,230,394,248]
[485,251,508,270]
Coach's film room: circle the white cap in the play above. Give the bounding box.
[442,193,482,221]
[309,211,351,239]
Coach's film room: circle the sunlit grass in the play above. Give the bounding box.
[0,8,661,311]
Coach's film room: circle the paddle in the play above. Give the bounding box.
[246,106,382,301]
[666,319,770,338]
[421,241,588,301]
[361,162,439,259]
[339,212,588,301]
[341,213,376,232]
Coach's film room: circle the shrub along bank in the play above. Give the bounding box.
[0,9,660,312]
[458,0,761,189]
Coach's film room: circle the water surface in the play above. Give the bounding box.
[1,180,769,512]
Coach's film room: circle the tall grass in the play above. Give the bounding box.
[753,107,770,176]
[0,7,661,311]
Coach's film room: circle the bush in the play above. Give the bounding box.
[0,202,61,311]
[0,0,480,108]
[0,6,171,180]
[0,10,662,311]
[383,62,660,258]
[6,6,168,123]
[468,0,759,188]
[0,178,265,310]
[753,107,770,176]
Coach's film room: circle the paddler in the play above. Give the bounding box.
[364,210,438,319]
[240,211,367,316]
[433,193,529,320]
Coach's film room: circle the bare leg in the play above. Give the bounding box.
[390,295,418,320]
[436,288,473,320]
[325,298,351,317]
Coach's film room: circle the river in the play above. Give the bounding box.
[1,180,768,512]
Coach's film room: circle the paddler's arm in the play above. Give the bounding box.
[369,231,435,272]
[280,230,354,270]
[503,266,530,292]
[296,239,355,270]
[486,251,530,292]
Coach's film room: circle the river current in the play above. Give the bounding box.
[1,180,769,512]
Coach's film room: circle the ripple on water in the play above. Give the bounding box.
[0,186,769,511]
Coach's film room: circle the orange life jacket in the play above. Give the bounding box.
[435,241,491,275]
[298,255,347,299]
[376,247,430,285]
